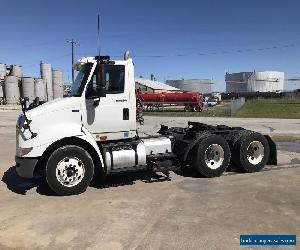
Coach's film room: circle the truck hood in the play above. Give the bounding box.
[26,97,81,119]
[17,97,83,148]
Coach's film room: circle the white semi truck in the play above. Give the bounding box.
[15,53,277,195]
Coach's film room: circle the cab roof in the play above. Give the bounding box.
[74,56,131,70]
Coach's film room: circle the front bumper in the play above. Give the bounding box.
[15,156,39,178]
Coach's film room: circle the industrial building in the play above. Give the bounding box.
[225,71,284,93]
[165,79,214,94]
[135,77,179,93]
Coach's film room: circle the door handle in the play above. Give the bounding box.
[93,97,100,107]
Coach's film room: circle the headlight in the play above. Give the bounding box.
[16,147,33,157]
[16,114,25,128]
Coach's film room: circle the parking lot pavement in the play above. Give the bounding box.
[0,110,299,249]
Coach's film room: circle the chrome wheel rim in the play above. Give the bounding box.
[247,141,264,165]
[56,157,85,187]
[204,144,224,169]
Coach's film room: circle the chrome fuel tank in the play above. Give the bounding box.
[104,143,146,170]
[103,137,172,172]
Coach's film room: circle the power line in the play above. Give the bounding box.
[131,43,295,58]
[72,41,297,60]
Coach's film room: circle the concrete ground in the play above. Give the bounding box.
[0,110,299,249]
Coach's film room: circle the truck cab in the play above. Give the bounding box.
[72,56,137,141]
[15,54,175,195]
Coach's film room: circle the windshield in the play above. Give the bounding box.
[69,63,93,97]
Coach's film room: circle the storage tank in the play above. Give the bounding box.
[136,92,203,109]
[4,76,20,104]
[0,63,6,80]
[10,65,23,78]
[225,72,250,92]
[249,71,284,92]
[0,80,3,100]
[34,78,46,101]
[166,79,213,93]
[225,71,284,93]
[163,92,201,102]
[137,92,201,103]
[21,77,35,102]
[52,69,63,99]
[40,62,53,101]
[0,64,6,100]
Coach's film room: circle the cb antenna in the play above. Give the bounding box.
[96,14,103,95]
[97,14,101,59]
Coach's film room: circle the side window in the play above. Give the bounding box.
[104,65,125,93]
[85,65,125,97]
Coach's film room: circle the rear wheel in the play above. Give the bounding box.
[184,106,192,112]
[191,135,231,177]
[193,105,202,112]
[46,145,94,196]
[232,132,270,173]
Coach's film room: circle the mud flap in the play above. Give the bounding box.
[264,135,277,165]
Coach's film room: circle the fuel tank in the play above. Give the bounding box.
[104,137,172,171]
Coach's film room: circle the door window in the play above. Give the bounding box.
[86,65,125,97]
[104,65,125,93]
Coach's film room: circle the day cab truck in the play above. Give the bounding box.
[15,52,277,195]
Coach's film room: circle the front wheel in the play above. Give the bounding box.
[46,145,94,196]
[191,135,231,177]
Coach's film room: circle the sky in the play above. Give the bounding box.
[1,0,300,91]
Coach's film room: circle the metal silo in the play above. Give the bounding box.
[0,63,6,80]
[10,65,23,78]
[0,82,3,101]
[4,76,20,104]
[0,64,6,100]
[21,77,35,102]
[40,62,53,101]
[0,80,3,100]
[34,78,46,101]
[52,70,63,99]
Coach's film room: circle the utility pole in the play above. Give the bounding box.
[67,39,79,84]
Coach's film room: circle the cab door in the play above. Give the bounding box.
[81,64,132,140]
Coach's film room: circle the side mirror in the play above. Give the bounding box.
[96,62,106,98]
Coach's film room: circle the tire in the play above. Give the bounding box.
[184,106,192,112]
[191,105,201,112]
[46,145,94,196]
[232,132,270,173]
[193,105,201,112]
[191,135,231,177]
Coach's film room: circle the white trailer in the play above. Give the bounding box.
[15,53,277,195]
